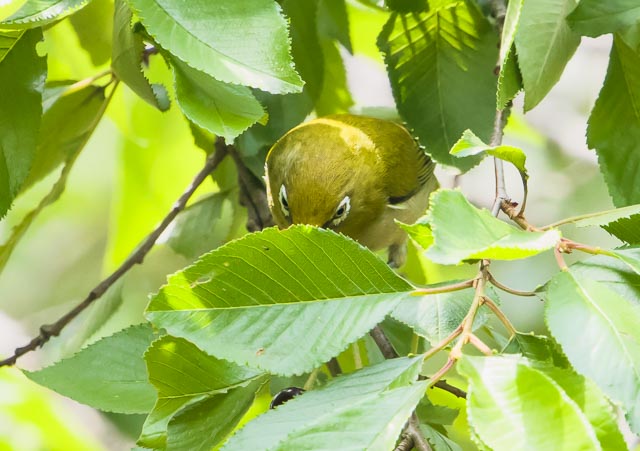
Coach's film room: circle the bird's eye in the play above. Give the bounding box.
[332,196,351,226]
[279,185,290,217]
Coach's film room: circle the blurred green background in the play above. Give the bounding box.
[0,0,626,449]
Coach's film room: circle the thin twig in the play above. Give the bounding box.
[469,333,493,356]
[423,326,462,361]
[541,207,633,230]
[488,273,537,297]
[482,296,517,337]
[491,109,510,217]
[0,142,229,367]
[433,380,467,398]
[427,358,456,387]
[554,246,568,271]
[412,278,475,296]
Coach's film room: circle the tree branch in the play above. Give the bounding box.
[229,148,274,232]
[0,142,229,367]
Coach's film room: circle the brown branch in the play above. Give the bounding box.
[433,380,467,398]
[370,325,399,359]
[0,142,229,367]
[326,357,342,377]
[395,413,432,451]
[229,148,274,232]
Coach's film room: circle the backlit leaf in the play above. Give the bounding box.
[377,1,498,170]
[126,0,303,93]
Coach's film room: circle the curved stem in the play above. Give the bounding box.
[482,296,517,337]
[412,278,475,296]
[488,273,537,297]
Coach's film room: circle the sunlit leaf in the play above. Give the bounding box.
[459,355,613,450]
[27,324,158,414]
[0,28,46,218]
[1,0,92,28]
[317,0,352,52]
[139,335,263,449]
[223,356,426,450]
[146,226,412,376]
[69,0,112,66]
[450,129,528,177]
[610,247,640,276]
[377,1,497,170]
[23,84,106,191]
[587,32,640,207]
[514,0,580,111]
[171,56,266,142]
[568,0,640,37]
[126,0,303,93]
[111,0,169,111]
[416,190,560,264]
[546,270,640,433]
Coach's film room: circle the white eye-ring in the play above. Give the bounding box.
[279,185,290,217]
[331,196,351,226]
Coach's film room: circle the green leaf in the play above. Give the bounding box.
[0,83,109,275]
[0,28,46,218]
[0,29,23,63]
[377,1,498,171]
[111,0,169,111]
[496,0,523,108]
[610,247,640,276]
[400,216,434,250]
[147,226,412,376]
[139,335,263,449]
[543,366,627,451]
[223,356,427,450]
[166,379,264,451]
[27,324,158,414]
[68,0,112,66]
[497,47,523,109]
[501,333,568,366]
[546,270,640,433]
[459,356,604,450]
[126,0,303,94]
[450,129,528,176]
[571,253,640,306]
[317,0,352,52]
[1,0,92,27]
[568,0,640,37]
[282,0,324,102]
[420,423,462,451]
[167,192,236,259]
[170,56,267,142]
[514,0,580,111]
[420,190,561,264]
[314,38,354,116]
[392,287,488,345]
[587,33,640,207]
[23,84,106,191]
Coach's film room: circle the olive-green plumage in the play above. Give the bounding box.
[265,114,437,267]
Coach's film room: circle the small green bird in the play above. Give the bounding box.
[265,114,437,267]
